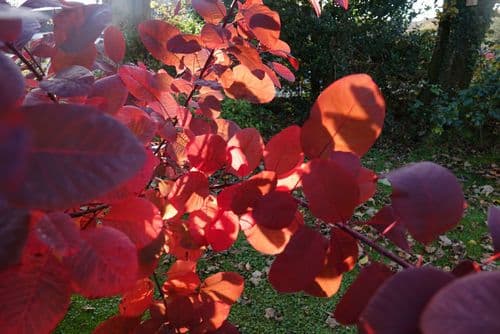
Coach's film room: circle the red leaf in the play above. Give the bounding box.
[163,260,200,296]
[271,61,295,82]
[252,190,298,229]
[88,74,128,114]
[387,162,465,244]
[201,23,230,49]
[334,262,394,325]
[192,0,227,25]
[336,0,349,10]
[242,4,281,49]
[7,104,146,210]
[35,212,81,257]
[367,205,409,251]
[0,111,28,191]
[487,206,500,253]
[40,65,94,97]
[264,125,303,175]
[227,171,277,214]
[451,260,481,277]
[244,210,303,255]
[269,225,328,292]
[165,171,210,219]
[308,0,321,16]
[359,267,454,333]
[302,158,359,223]
[206,210,240,251]
[64,226,139,298]
[201,272,244,305]
[118,65,160,102]
[0,251,71,334]
[226,127,264,177]
[93,315,140,334]
[51,44,97,72]
[0,17,22,42]
[420,271,500,334]
[114,105,156,145]
[138,20,181,67]
[167,34,202,54]
[215,118,241,141]
[102,197,163,249]
[300,74,385,158]
[0,52,25,112]
[119,278,154,317]
[0,208,30,270]
[223,65,276,104]
[98,148,159,203]
[187,134,227,175]
[104,25,125,63]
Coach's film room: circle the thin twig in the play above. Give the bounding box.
[6,43,58,103]
[295,197,413,268]
[69,204,109,218]
[23,47,45,76]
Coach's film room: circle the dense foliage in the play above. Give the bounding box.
[0,1,499,334]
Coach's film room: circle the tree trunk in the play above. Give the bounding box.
[104,0,151,31]
[427,0,494,93]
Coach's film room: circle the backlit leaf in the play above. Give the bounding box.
[104,25,125,64]
[269,225,328,292]
[226,127,264,177]
[64,226,139,298]
[187,134,227,175]
[119,278,154,317]
[223,65,275,104]
[192,0,226,25]
[301,74,385,158]
[302,158,359,223]
[264,125,303,175]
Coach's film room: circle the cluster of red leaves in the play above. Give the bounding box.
[0,1,499,334]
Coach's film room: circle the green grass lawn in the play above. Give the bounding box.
[56,142,498,334]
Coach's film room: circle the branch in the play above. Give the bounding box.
[6,43,58,103]
[69,204,109,218]
[152,271,169,310]
[23,47,45,77]
[295,197,413,269]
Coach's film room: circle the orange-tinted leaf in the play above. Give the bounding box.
[302,158,359,223]
[138,20,180,66]
[201,23,230,49]
[114,105,156,145]
[201,272,244,305]
[104,25,125,63]
[64,226,139,298]
[226,127,264,177]
[118,65,160,102]
[119,278,154,317]
[271,61,295,82]
[242,4,280,48]
[301,74,385,158]
[228,170,277,214]
[165,171,210,219]
[51,44,97,72]
[215,118,241,141]
[244,211,303,255]
[223,65,275,104]
[387,162,465,244]
[334,262,394,325]
[206,210,240,251]
[269,225,328,292]
[192,0,227,25]
[163,260,200,296]
[264,125,303,175]
[187,134,227,175]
